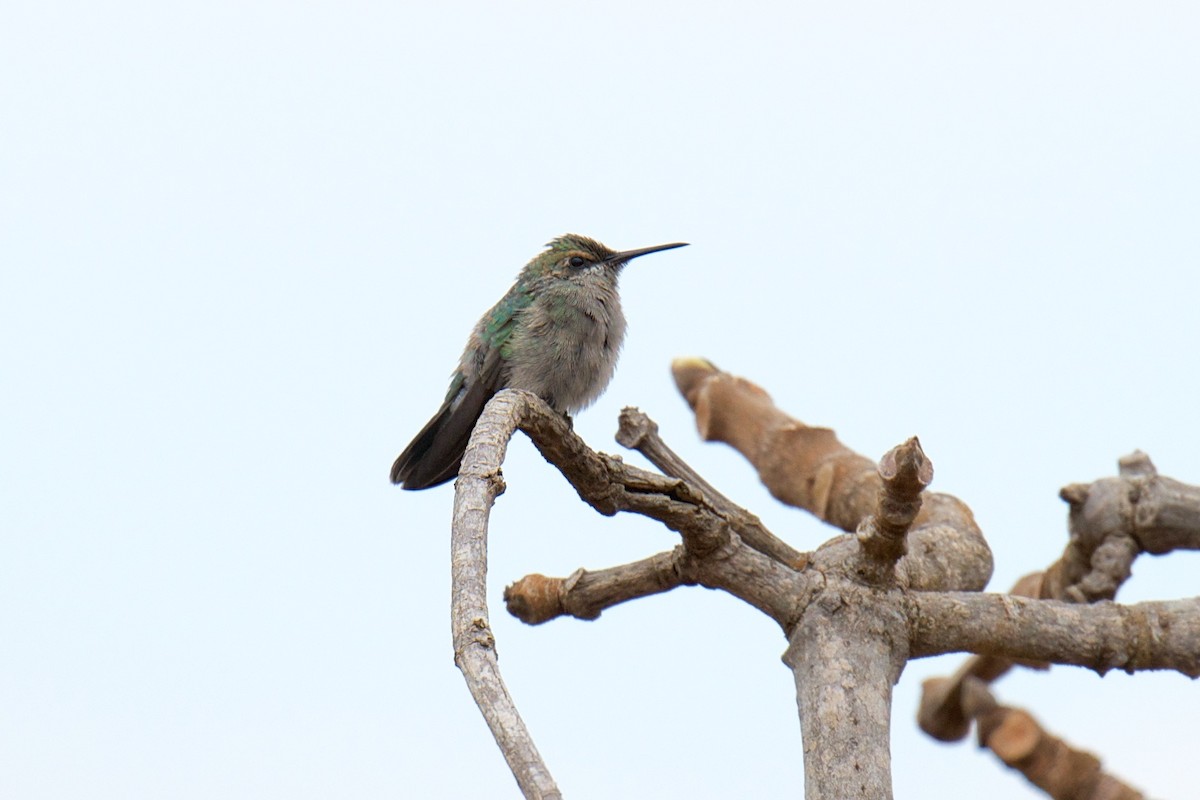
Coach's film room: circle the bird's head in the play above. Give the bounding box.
[525,234,687,281]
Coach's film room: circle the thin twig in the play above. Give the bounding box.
[616,407,809,569]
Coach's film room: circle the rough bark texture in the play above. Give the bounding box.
[917,450,1200,794]
[917,571,1050,741]
[497,391,809,628]
[1056,450,1200,601]
[908,593,1200,676]
[440,363,1200,800]
[784,587,908,800]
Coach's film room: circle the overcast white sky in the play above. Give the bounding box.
[3,2,1198,798]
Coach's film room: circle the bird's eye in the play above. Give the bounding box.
[568,256,587,268]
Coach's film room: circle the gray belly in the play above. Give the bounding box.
[506,309,624,413]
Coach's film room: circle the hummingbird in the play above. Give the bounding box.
[390,234,688,490]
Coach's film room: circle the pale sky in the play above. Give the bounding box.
[3,2,1198,798]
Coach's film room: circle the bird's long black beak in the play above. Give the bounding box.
[605,241,689,265]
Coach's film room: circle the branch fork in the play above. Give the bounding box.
[445,360,1200,800]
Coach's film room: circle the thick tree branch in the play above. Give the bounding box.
[919,451,1200,743]
[917,571,1049,741]
[673,358,992,592]
[447,373,1200,800]
[908,593,1200,677]
[784,586,908,800]
[672,357,879,529]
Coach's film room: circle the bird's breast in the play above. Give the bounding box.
[504,283,626,412]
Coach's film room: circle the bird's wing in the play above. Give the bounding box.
[390,344,505,489]
[391,283,531,489]
[482,287,532,360]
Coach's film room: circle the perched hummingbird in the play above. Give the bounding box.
[390,234,687,490]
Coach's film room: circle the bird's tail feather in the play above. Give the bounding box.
[390,350,503,490]
[390,399,463,489]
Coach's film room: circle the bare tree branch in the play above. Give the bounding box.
[856,436,932,584]
[446,371,1200,800]
[1058,450,1200,602]
[908,593,1200,676]
[452,394,562,800]
[672,357,992,592]
[784,584,908,800]
[494,391,811,626]
[672,356,882,529]
[919,451,1200,745]
[958,677,1146,800]
[615,407,808,569]
[917,571,1051,741]
[504,552,687,625]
